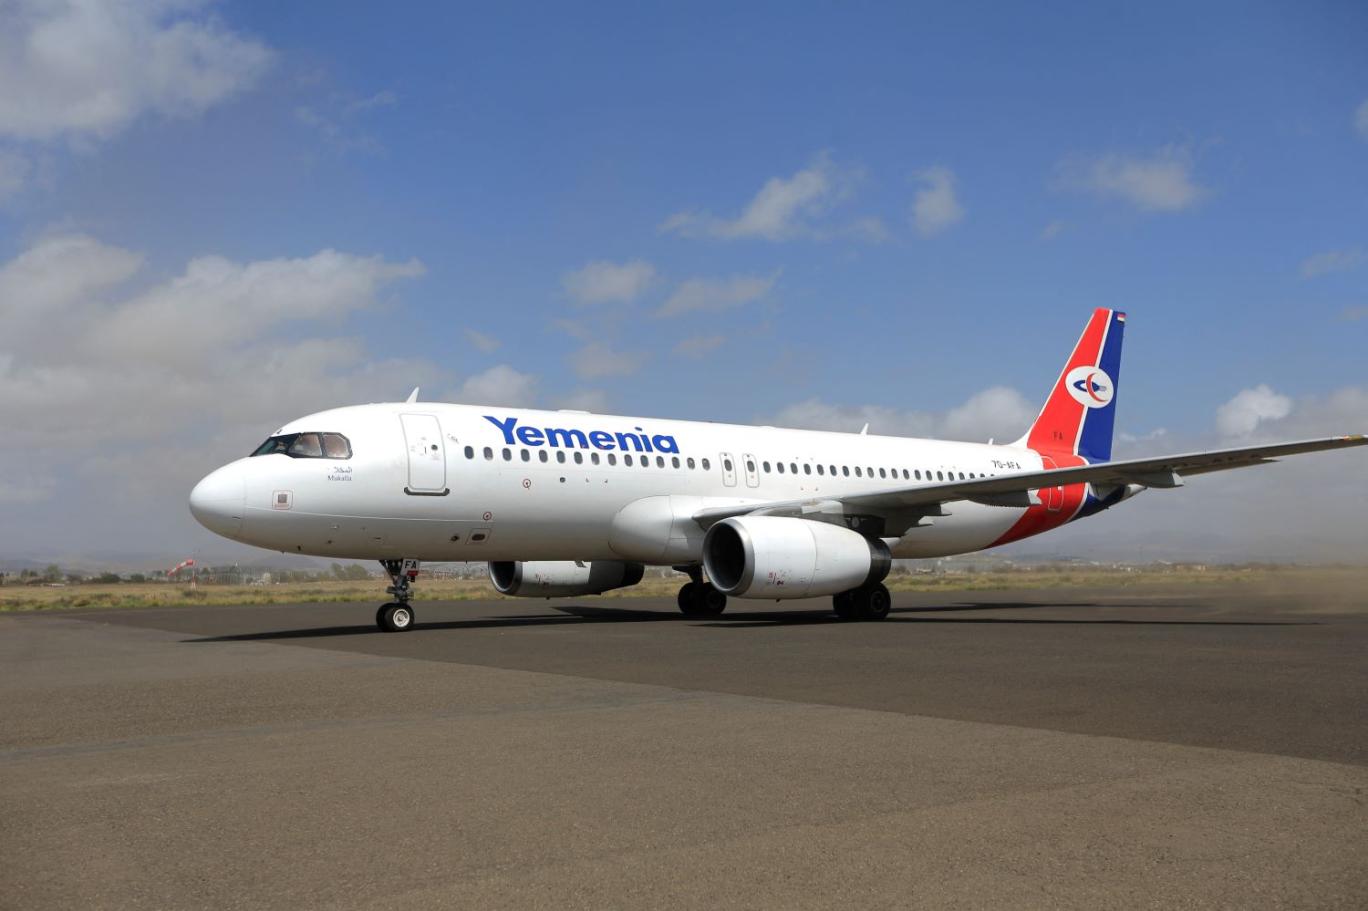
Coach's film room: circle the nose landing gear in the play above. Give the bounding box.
[377,558,420,632]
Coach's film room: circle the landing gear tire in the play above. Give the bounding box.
[378,602,415,632]
[834,583,891,620]
[832,591,855,619]
[677,582,727,617]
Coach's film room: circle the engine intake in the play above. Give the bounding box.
[703,516,890,599]
[488,560,645,598]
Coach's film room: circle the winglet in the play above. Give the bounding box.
[406,387,420,404]
[860,423,869,435]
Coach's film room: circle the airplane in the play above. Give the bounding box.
[189,309,1366,631]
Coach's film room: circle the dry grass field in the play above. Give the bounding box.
[4,564,1364,613]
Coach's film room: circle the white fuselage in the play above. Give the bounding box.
[190,402,1074,565]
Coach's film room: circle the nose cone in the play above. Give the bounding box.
[189,463,245,538]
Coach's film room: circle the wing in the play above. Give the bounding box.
[692,434,1368,530]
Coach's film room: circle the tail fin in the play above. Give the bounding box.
[1013,308,1125,462]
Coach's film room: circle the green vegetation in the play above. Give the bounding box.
[2,564,1363,613]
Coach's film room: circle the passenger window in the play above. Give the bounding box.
[746,459,755,472]
[723,458,733,472]
[937,471,944,480]
[641,457,649,468]
[502,448,512,461]
[686,457,695,469]
[790,463,798,474]
[574,452,583,464]
[657,456,665,467]
[763,461,771,472]
[625,454,634,466]
[879,468,886,479]
[591,453,600,465]
[959,471,965,480]
[829,465,837,476]
[288,433,323,458]
[776,462,785,474]
[557,451,566,464]
[817,464,825,475]
[539,450,549,463]
[322,433,351,459]
[521,449,530,462]
[855,467,863,477]
[915,469,922,480]
[902,469,909,480]
[702,458,711,470]
[673,456,681,468]
[803,464,811,475]
[464,445,474,459]
[608,453,617,465]
[842,466,850,477]
[483,447,493,460]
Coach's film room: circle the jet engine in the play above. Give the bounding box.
[488,560,645,598]
[703,516,891,599]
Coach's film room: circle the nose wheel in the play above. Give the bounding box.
[377,602,415,632]
[376,558,420,632]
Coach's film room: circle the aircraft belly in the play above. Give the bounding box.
[888,503,1025,558]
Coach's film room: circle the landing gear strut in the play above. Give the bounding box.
[377,558,420,632]
[833,583,892,621]
[674,564,727,617]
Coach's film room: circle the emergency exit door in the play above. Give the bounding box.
[401,413,447,494]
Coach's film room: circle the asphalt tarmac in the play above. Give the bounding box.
[3,583,1366,909]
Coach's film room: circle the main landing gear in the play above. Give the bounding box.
[674,565,727,617]
[832,583,892,621]
[377,558,420,632]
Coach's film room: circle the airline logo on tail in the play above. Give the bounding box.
[1065,366,1114,409]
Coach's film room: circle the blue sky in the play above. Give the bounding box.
[0,0,1365,560]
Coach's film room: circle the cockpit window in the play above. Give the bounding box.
[250,432,352,460]
[289,433,323,457]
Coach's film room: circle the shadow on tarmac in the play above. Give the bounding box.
[183,600,1312,643]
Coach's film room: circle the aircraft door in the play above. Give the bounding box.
[1040,455,1064,512]
[742,453,760,488]
[720,452,737,487]
[401,413,448,494]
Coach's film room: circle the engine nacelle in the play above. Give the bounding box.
[703,516,891,599]
[488,560,645,598]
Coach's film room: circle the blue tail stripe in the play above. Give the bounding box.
[1077,311,1125,462]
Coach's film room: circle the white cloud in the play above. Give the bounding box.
[660,154,863,241]
[911,166,965,236]
[674,335,725,358]
[0,235,428,450]
[554,388,610,412]
[1355,99,1368,140]
[568,342,646,379]
[1215,385,1293,438]
[770,387,1035,444]
[0,0,272,142]
[1300,247,1364,278]
[562,260,655,305]
[455,365,537,407]
[96,248,424,367]
[657,271,778,318]
[463,328,500,353]
[0,148,31,200]
[1059,147,1204,212]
